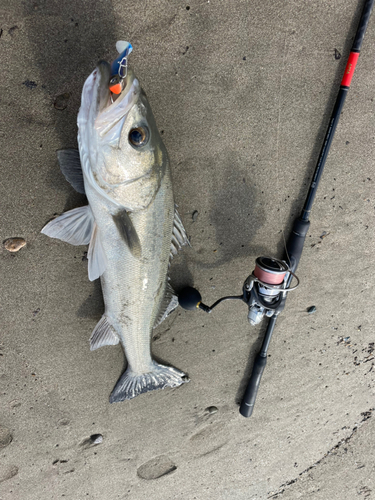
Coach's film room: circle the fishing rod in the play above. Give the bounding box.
[178,0,374,417]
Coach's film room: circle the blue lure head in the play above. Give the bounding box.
[109,41,133,95]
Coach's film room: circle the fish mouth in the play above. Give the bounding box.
[96,60,136,112]
[92,63,140,137]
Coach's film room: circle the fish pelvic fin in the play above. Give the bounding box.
[41,205,94,245]
[90,316,119,350]
[109,362,189,403]
[87,223,107,281]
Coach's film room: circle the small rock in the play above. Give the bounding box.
[54,93,70,110]
[307,306,316,314]
[334,48,341,60]
[3,238,26,252]
[192,210,199,222]
[205,406,218,415]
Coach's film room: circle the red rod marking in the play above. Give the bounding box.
[341,52,360,87]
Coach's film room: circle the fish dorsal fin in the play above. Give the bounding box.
[90,316,120,351]
[41,205,94,245]
[57,149,85,194]
[87,223,107,281]
[169,208,190,261]
[112,210,142,259]
[154,283,179,328]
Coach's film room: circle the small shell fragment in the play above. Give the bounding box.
[80,433,103,448]
[90,434,103,445]
[3,238,26,252]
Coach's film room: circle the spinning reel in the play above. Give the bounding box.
[244,257,299,325]
[178,256,299,326]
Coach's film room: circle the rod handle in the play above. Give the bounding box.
[352,0,374,52]
[286,217,310,274]
[239,353,267,418]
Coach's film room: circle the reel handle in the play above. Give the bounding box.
[178,287,202,310]
[239,353,267,417]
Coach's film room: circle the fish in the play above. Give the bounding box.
[42,42,189,403]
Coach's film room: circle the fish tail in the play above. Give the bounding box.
[109,362,188,403]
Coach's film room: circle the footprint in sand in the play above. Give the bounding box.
[137,456,177,480]
[0,425,12,449]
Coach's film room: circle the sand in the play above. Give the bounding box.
[1,0,374,498]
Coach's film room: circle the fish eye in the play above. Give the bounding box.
[128,127,149,148]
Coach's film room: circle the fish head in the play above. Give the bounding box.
[78,59,169,210]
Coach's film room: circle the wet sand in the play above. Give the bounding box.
[1,1,374,498]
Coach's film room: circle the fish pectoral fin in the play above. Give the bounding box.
[87,223,107,281]
[41,205,94,245]
[57,149,85,194]
[112,210,142,259]
[169,207,190,261]
[90,316,119,351]
[154,283,179,328]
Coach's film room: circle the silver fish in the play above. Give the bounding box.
[42,42,189,402]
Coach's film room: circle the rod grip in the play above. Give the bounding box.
[239,354,267,417]
[352,0,374,52]
[286,217,310,273]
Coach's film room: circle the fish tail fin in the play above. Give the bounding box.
[109,362,188,403]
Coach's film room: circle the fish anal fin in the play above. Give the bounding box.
[90,316,119,351]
